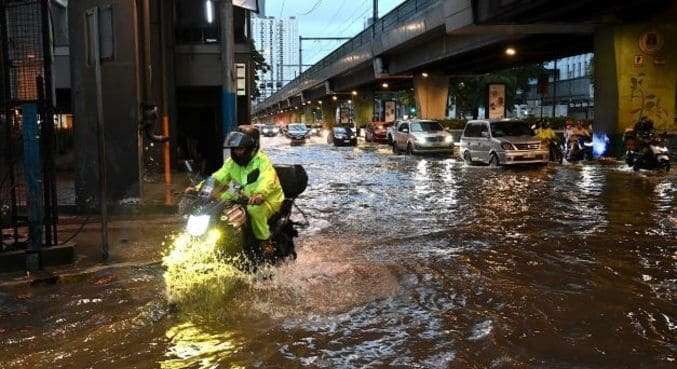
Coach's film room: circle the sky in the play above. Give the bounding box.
[262,0,405,65]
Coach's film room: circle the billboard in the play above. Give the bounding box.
[487,83,506,119]
[384,101,396,122]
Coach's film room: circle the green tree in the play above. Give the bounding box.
[250,42,270,100]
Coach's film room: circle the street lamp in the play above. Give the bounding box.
[352,90,358,96]
[332,96,338,101]
[205,0,214,24]
[382,82,389,88]
[421,72,429,78]
[505,47,516,56]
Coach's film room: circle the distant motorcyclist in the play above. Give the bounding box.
[535,121,557,144]
[188,125,285,255]
[536,121,561,162]
[565,120,592,161]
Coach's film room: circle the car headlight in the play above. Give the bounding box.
[187,215,210,236]
[501,142,515,151]
[444,135,453,143]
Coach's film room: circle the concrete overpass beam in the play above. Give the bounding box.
[414,72,449,120]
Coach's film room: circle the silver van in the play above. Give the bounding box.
[460,120,548,165]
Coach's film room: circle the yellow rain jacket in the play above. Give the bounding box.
[211,151,284,240]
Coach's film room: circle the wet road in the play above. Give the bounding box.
[1,134,676,369]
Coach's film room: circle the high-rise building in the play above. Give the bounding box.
[251,15,299,103]
[258,0,265,16]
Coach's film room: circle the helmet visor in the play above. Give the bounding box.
[224,131,254,149]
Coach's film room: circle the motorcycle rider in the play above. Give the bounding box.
[536,121,557,144]
[566,120,591,160]
[189,125,285,256]
[535,121,560,161]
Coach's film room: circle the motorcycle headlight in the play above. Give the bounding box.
[187,215,210,236]
[501,142,515,151]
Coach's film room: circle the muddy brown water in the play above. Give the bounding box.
[1,135,675,369]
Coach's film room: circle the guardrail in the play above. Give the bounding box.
[255,0,440,112]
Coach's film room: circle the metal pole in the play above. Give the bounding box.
[552,59,557,117]
[159,0,172,205]
[21,103,43,270]
[298,36,302,77]
[221,0,236,148]
[40,0,58,246]
[87,7,109,260]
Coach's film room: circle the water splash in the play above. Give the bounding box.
[162,229,248,319]
[592,132,610,158]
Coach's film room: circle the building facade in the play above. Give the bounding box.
[251,15,299,103]
[524,53,595,119]
[66,0,256,208]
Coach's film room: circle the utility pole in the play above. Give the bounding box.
[298,35,302,76]
[373,0,378,23]
[221,0,236,144]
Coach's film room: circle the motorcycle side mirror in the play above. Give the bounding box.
[184,160,194,173]
[246,169,260,185]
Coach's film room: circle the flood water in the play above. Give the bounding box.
[1,134,676,369]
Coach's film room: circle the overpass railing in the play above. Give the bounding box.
[256,0,440,112]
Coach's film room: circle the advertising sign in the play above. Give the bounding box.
[487,84,506,119]
[384,101,396,122]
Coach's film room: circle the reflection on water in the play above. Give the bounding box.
[1,137,675,369]
[161,322,243,369]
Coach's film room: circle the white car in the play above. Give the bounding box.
[459,120,548,166]
[392,120,454,155]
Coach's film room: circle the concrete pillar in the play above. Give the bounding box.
[303,106,314,124]
[414,72,449,120]
[594,6,677,153]
[321,103,336,127]
[353,91,374,129]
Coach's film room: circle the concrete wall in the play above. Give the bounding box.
[70,0,141,207]
[595,5,677,136]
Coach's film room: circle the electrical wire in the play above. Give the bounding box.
[302,1,370,63]
[299,0,324,15]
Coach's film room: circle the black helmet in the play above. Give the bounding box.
[224,125,260,166]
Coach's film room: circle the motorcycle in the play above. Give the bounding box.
[547,137,564,164]
[565,135,593,162]
[180,161,308,271]
[624,131,671,172]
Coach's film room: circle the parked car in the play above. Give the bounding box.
[286,123,309,144]
[261,124,280,137]
[328,126,357,146]
[392,120,454,155]
[365,121,393,143]
[459,120,548,166]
